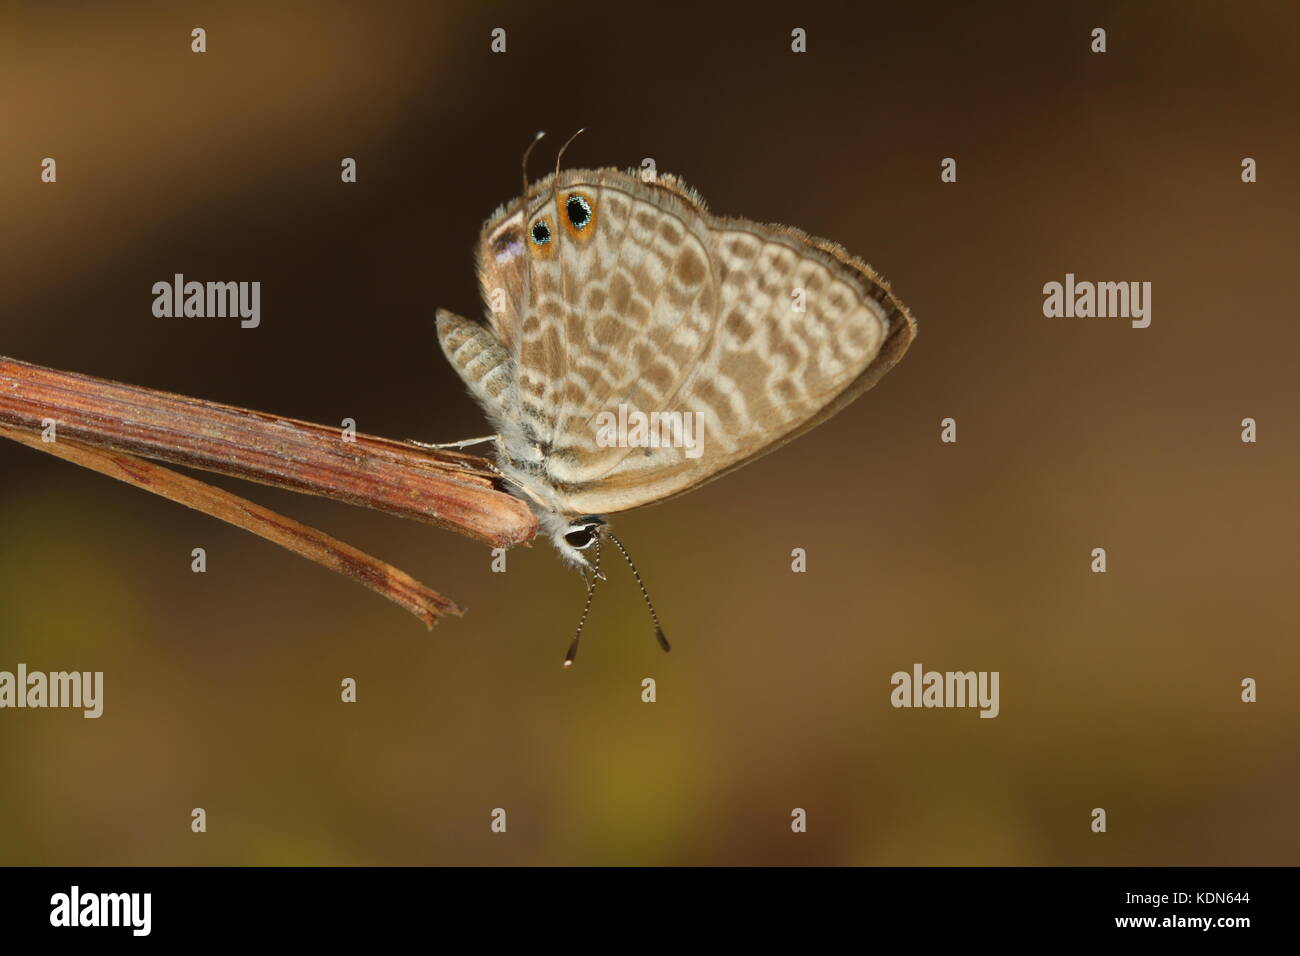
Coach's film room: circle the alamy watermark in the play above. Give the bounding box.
[593,404,704,459]
[0,664,103,718]
[152,273,260,328]
[891,663,999,718]
[1042,273,1151,328]
[50,886,150,936]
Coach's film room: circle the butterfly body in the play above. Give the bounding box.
[438,166,916,569]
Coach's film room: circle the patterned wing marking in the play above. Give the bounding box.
[553,221,910,516]
[512,172,719,484]
[454,167,916,518]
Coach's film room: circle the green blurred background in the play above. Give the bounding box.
[1,0,1297,865]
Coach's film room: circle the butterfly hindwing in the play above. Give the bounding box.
[521,173,720,487]
[463,167,916,517]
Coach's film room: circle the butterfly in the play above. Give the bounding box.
[436,140,916,665]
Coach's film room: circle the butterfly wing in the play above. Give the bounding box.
[508,170,723,488]
[463,167,915,517]
[475,205,530,353]
[580,215,915,515]
[435,307,517,424]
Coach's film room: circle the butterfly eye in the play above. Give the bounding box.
[565,194,593,231]
[564,527,596,550]
[530,219,552,246]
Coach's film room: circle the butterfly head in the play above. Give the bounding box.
[549,514,607,570]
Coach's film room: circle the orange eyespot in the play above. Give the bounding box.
[529,218,553,246]
[528,216,556,258]
[560,192,595,239]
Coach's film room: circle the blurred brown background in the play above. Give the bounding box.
[1,0,1297,865]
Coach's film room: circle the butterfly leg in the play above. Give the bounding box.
[408,436,519,495]
[406,435,501,451]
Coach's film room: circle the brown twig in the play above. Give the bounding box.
[0,355,537,625]
[0,424,462,625]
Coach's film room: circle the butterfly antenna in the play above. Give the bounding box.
[521,130,546,211]
[517,130,546,326]
[554,127,586,180]
[563,537,602,668]
[606,531,670,654]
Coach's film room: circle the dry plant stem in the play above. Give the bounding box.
[0,355,540,626]
[0,356,535,548]
[0,424,459,626]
